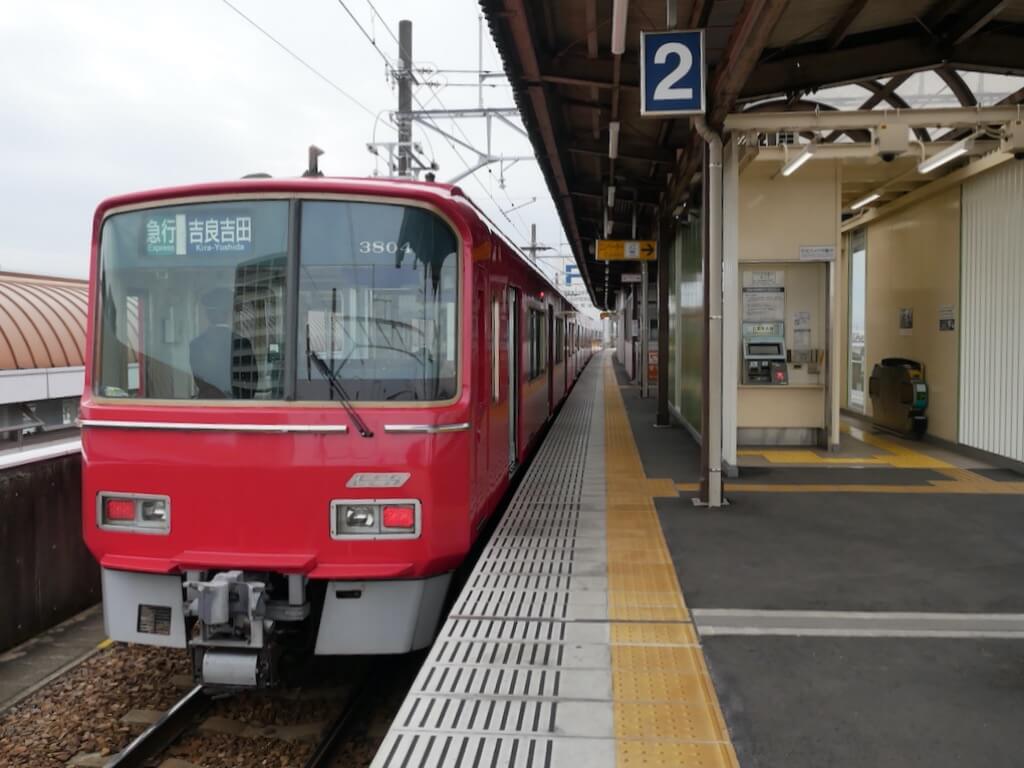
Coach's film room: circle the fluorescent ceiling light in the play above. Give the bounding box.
[611,0,629,55]
[608,121,620,159]
[918,137,973,174]
[781,144,815,177]
[607,185,616,208]
[850,192,881,210]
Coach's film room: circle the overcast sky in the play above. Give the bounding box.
[0,0,588,305]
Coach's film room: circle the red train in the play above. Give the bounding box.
[80,173,597,686]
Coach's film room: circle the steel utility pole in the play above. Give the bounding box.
[397,20,413,177]
[521,224,553,263]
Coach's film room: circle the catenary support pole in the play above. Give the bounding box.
[397,20,413,177]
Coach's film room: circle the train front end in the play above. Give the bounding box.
[81,181,474,687]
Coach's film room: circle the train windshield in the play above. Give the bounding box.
[297,201,458,402]
[96,198,459,403]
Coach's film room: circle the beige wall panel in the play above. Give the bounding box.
[735,156,837,436]
[739,160,840,262]
[862,188,961,441]
[737,386,826,427]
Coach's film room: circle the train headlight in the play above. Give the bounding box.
[140,499,168,523]
[98,493,171,533]
[330,499,420,539]
[344,505,378,530]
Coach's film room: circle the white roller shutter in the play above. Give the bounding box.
[960,161,1024,462]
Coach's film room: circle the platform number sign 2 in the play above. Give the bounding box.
[640,29,705,116]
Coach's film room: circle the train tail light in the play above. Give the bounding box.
[98,494,171,533]
[104,498,136,522]
[382,505,415,530]
[331,500,420,538]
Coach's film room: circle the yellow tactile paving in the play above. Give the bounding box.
[618,741,740,768]
[602,356,738,768]
[610,622,700,646]
[615,669,718,702]
[616,701,724,740]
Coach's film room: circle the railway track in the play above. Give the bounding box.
[105,685,213,768]
[103,665,372,768]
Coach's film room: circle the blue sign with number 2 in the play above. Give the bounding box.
[640,30,705,116]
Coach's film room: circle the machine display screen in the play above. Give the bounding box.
[748,343,782,356]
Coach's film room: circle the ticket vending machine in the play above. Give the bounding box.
[742,321,789,385]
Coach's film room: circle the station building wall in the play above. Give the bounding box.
[845,188,962,442]
[841,157,1024,465]
[733,159,841,446]
[667,213,703,435]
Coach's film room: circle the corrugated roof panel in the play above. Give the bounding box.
[0,273,88,371]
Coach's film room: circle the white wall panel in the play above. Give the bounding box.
[960,161,1024,463]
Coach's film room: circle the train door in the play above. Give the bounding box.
[565,319,570,391]
[547,305,554,414]
[507,286,520,475]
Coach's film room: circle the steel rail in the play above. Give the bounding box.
[302,672,372,768]
[104,685,212,768]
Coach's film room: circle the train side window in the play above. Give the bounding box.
[555,318,565,364]
[491,296,500,402]
[527,307,545,380]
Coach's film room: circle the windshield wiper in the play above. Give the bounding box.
[307,350,374,438]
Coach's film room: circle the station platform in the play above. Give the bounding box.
[373,350,1024,768]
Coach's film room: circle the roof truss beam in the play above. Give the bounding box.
[826,0,869,49]
[742,28,1024,100]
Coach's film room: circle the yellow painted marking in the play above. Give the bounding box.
[739,421,956,469]
[687,480,1024,495]
[96,638,113,650]
[603,355,738,767]
[733,423,1024,493]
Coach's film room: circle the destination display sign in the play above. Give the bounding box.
[144,212,255,257]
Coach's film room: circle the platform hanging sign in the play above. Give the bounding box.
[640,29,706,117]
[596,239,657,261]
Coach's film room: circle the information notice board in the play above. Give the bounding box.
[742,270,785,322]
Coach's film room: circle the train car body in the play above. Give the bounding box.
[80,176,597,686]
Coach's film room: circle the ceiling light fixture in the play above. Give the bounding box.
[611,0,629,55]
[780,143,815,177]
[918,136,974,174]
[608,121,620,160]
[850,192,881,210]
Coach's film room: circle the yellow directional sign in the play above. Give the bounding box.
[596,239,657,261]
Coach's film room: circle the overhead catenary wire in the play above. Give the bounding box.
[334,0,529,242]
[218,0,378,120]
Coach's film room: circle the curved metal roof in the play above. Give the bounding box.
[0,272,88,371]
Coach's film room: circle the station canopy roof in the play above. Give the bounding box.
[480,0,1024,308]
[0,273,88,371]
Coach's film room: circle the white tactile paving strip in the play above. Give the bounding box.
[370,361,615,768]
